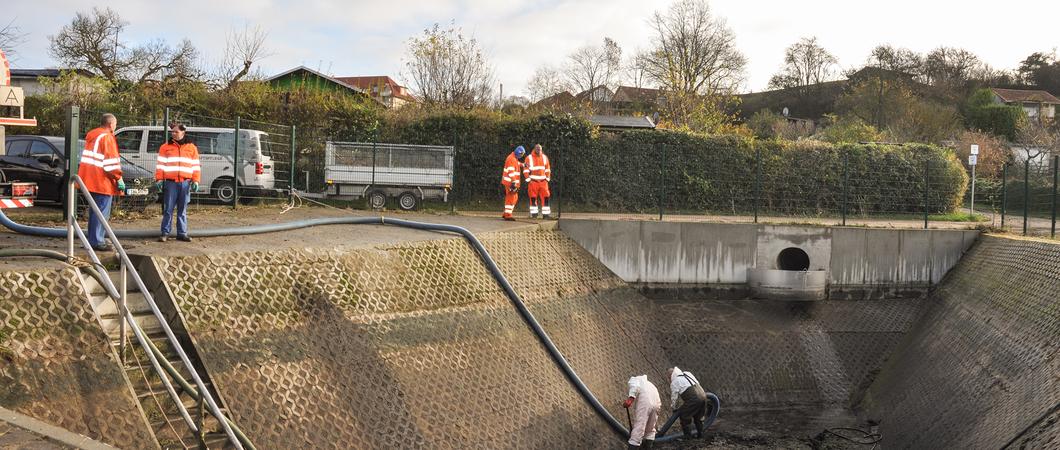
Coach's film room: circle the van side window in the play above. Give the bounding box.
[114,130,143,155]
[146,130,166,153]
[185,131,218,155]
[214,131,251,159]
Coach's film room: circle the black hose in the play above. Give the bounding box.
[0,209,721,441]
[0,248,109,289]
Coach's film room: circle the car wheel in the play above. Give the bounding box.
[366,190,386,210]
[398,191,418,211]
[212,179,236,204]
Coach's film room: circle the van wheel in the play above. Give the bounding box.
[212,179,236,204]
[366,190,386,210]
[398,192,418,211]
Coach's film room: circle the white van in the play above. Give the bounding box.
[113,126,277,203]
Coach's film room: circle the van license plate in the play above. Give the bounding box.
[127,188,149,196]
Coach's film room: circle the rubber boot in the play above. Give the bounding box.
[627,444,639,450]
[682,424,694,439]
[641,439,654,449]
[694,419,705,438]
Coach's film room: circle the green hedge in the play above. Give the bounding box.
[377,112,968,215]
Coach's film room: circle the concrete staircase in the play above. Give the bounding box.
[82,269,233,449]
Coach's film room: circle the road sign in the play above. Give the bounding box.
[0,86,25,107]
[969,154,978,166]
[970,144,979,155]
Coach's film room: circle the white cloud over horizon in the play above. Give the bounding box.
[4,0,1060,97]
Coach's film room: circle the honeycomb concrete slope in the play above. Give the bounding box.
[0,267,158,449]
[154,230,666,449]
[865,235,1060,449]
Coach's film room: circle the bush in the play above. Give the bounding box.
[964,88,1026,140]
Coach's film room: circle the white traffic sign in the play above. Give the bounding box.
[0,86,24,107]
[968,154,978,166]
[970,144,979,155]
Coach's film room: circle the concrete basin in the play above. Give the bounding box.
[748,268,828,300]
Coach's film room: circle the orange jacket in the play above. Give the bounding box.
[77,127,123,196]
[501,153,522,188]
[155,139,201,182]
[523,152,551,183]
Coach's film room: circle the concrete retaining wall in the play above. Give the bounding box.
[560,219,978,294]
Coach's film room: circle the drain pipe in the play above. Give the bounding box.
[0,248,109,288]
[0,209,712,442]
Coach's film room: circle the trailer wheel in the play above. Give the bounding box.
[366,190,387,210]
[398,191,418,211]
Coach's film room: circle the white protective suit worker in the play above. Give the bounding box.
[668,366,710,439]
[622,375,661,449]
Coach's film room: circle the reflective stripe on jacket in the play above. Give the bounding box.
[78,127,123,195]
[156,139,201,182]
[502,153,522,187]
[523,153,551,182]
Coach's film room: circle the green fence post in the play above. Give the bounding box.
[62,106,80,221]
[450,128,457,214]
[1001,163,1008,228]
[233,116,240,209]
[754,147,761,224]
[658,144,665,221]
[1051,155,1057,238]
[841,149,849,226]
[289,125,296,198]
[923,157,930,229]
[1024,159,1030,236]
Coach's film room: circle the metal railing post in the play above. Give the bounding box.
[1024,159,1030,236]
[233,116,241,209]
[923,157,930,229]
[1002,163,1008,228]
[754,147,761,224]
[119,261,128,362]
[289,125,297,197]
[450,129,457,214]
[1052,155,1057,239]
[841,149,849,226]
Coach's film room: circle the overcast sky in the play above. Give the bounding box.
[4,0,1059,96]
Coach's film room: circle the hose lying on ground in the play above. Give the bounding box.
[0,208,716,442]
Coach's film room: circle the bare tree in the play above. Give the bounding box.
[563,37,622,96]
[866,44,924,77]
[922,46,986,87]
[49,7,128,82]
[0,19,27,58]
[216,25,271,90]
[640,0,746,96]
[404,23,495,108]
[129,38,200,83]
[768,36,838,90]
[49,7,199,83]
[625,52,653,89]
[526,65,567,102]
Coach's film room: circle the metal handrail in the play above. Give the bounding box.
[66,176,246,450]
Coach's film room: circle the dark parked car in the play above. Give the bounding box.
[1,135,159,211]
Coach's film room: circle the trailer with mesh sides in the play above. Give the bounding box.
[324,141,453,210]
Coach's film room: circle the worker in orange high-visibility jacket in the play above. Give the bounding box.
[501,146,526,220]
[155,122,201,242]
[78,113,125,251]
[522,143,552,219]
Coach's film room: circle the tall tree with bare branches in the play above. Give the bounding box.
[404,23,495,108]
[49,7,199,83]
[0,19,27,58]
[216,25,271,90]
[640,0,746,96]
[563,37,622,97]
[639,0,746,132]
[768,36,838,90]
[526,65,567,102]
